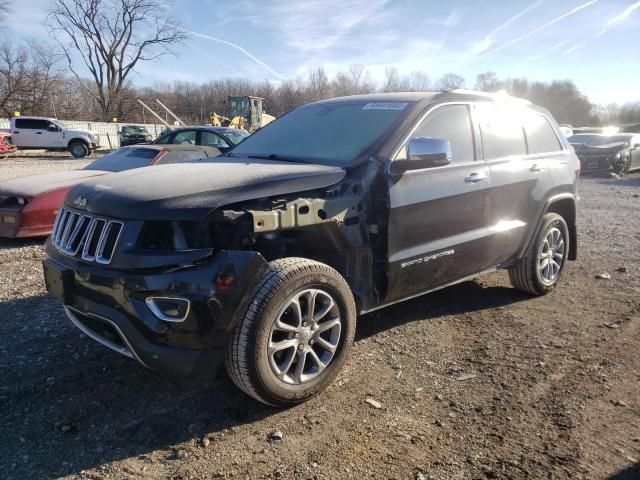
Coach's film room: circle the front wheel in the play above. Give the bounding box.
[225,258,356,406]
[509,213,569,295]
[69,141,89,158]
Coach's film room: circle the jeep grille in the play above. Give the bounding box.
[52,207,123,264]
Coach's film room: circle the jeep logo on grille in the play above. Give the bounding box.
[74,196,87,208]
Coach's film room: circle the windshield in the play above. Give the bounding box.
[569,134,630,146]
[122,125,148,134]
[84,147,158,172]
[222,130,249,145]
[229,101,414,165]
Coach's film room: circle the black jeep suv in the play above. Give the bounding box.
[43,91,579,406]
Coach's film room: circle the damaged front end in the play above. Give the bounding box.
[43,161,387,378]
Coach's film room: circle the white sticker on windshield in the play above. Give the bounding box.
[363,102,408,111]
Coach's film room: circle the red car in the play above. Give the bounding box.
[0,131,17,158]
[0,144,219,238]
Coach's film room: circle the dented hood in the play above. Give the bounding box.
[65,158,346,220]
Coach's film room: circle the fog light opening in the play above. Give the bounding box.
[145,297,190,323]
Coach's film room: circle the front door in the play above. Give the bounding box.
[385,103,494,303]
[40,120,65,148]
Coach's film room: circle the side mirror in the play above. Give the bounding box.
[634,143,640,149]
[392,137,452,173]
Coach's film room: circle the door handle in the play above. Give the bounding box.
[465,172,488,183]
[36,132,42,134]
[530,164,546,172]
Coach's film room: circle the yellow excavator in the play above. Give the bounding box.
[210,96,275,132]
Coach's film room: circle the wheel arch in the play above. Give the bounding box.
[521,194,577,262]
[67,137,89,149]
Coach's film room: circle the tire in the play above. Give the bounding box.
[69,141,89,158]
[509,213,569,296]
[225,257,357,406]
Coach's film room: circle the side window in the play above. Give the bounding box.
[477,104,527,159]
[15,119,39,129]
[154,133,173,144]
[201,131,230,148]
[524,114,562,154]
[172,130,196,145]
[396,104,475,163]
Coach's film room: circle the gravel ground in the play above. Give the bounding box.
[0,158,639,480]
[0,152,92,181]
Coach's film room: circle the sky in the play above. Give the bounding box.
[8,0,640,104]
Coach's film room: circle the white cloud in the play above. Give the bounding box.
[178,26,286,80]
[482,0,599,56]
[595,0,640,37]
[468,0,546,56]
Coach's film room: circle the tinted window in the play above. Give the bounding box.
[221,130,248,145]
[408,104,475,163]
[477,104,527,159]
[15,119,49,129]
[172,130,197,145]
[201,131,229,148]
[84,147,158,172]
[122,126,148,134]
[154,132,173,144]
[525,114,561,153]
[230,101,412,166]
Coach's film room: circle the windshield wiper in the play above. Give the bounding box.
[247,154,309,164]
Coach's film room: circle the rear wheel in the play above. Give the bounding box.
[509,213,569,295]
[225,258,356,406]
[69,141,89,158]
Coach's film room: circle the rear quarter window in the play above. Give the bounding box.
[476,104,527,159]
[525,114,562,154]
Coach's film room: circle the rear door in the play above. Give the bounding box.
[386,103,494,302]
[12,118,39,147]
[475,103,555,265]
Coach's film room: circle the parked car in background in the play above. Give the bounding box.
[119,125,152,146]
[9,117,100,158]
[618,123,640,133]
[0,131,17,158]
[568,133,640,174]
[558,124,573,137]
[43,91,579,406]
[153,126,249,152]
[0,144,220,238]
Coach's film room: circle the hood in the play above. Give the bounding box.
[68,129,94,136]
[66,158,346,221]
[572,142,628,153]
[0,169,109,197]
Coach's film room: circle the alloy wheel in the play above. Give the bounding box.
[267,288,341,385]
[538,227,565,284]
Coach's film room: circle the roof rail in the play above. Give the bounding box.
[442,89,532,104]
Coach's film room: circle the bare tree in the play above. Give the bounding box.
[382,66,400,92]
[406,71,431,91]
[47,0,187,120]
[436,73,466,90]
[475,71,501,92]
[0,41,29,115]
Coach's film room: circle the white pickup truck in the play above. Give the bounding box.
[10,117,100,158]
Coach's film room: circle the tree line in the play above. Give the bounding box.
[0,0,637,128]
